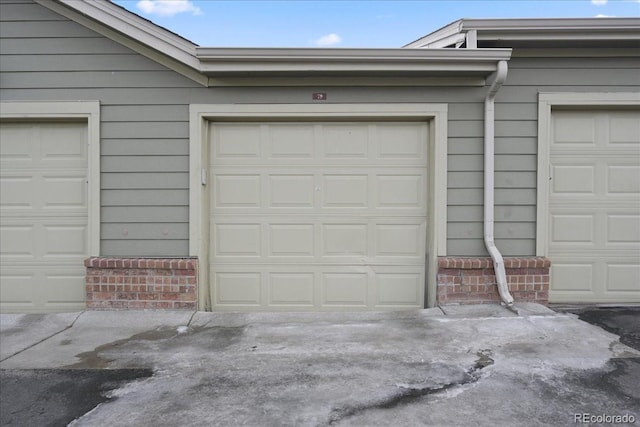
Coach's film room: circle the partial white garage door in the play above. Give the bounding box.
[548,110,640,303]
[209,122,428,311]
[0,122,88,313]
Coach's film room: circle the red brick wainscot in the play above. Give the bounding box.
[85,258,198,310]
[437,257,551,305]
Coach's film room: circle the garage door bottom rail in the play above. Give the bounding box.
[84,257,198,310]
[437,257,551,305]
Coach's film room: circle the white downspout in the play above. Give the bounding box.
[484,60,514,307]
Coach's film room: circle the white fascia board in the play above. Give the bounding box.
[409,17,640,49]
[461,17,640,31]
[403,20,463,48]
[196,48,512,74]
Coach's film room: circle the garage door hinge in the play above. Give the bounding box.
[201,169,207,185]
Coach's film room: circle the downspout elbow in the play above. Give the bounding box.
[484,61,514,307]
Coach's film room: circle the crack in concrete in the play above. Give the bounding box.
[0,312,84,363]
[325,350,494,426]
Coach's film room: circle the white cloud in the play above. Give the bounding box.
[591,0,608,4]
[595,13,615,17]
[314,33,342,47]
[137,0,202,17]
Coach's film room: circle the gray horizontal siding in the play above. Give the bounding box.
[3,0,639,258]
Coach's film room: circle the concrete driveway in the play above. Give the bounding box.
[1,303,638,426]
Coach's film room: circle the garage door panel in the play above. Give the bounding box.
[43,272,86,305]
[213,223,261,257]
[322,272,369,307]
[269,174,314,207]
[268,224,314,257]
[42,175,86,208]
[376,174,424,208]
[607,215,640,243]
[609,113,640,144]
[549,110,640,303]
[375,271,423,307]
[321,223,368,256]
[213,174,261,208]
[269,273,315,306]
[0,122,88,313]
[376,124,425,159]
[209,121,428,311]
[606,264,640,292]
[0,176,35,208]
[608,165,640,194]
[322,174,368,207]
[0,272,36,306]
[550,214,594,244]
[213,271,262,306]
[323,124,369,158]
[551,165,595,194]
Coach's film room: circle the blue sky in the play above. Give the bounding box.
[112,0,640,47]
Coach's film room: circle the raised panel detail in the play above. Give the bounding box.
[45,274,86,304]
[609,114,640,144]
[269,224,314,256]
[323,125,368,158]
[215,224,260,256]
[0,177,34,208]
[269,273,314,305]
[606,264,640,292]
[607,215,640,243]
[551,264,593,292]
[0,226,35,257]
[608,166,640,194]
[269,175,313,207]
[376,224,421,256]
[269,125,314,158]
[376,273,420,305]
[552,165,594,194]
[377,124,423,158]
[44,226,86,256]
[214,175,260,207]
[553,114,595,144]
[214,125,260,158]
[42,177,86,208]
[322,175,368,207]
[215,272,261,305]
[377,175,422,207]
[322,273,367,306]
[322,224,367,256]
[551,215,593,243]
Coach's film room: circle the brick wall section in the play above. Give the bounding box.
[85,257,198,310]
[437,257,551,305]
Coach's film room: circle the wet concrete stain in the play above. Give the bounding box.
[575,307,640,351]
[65,325,246,369]
[326,349,495,425]
[0,368,153,427]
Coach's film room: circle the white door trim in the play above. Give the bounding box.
[0,101,101,256]
[189,103,448,310]
[536,92,640,257]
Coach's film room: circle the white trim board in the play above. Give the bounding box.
[535,92,640,257]
[189,103,448,310]
[0,101,101,257]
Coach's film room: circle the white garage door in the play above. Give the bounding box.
[0,122,88,313]
[209,121,428,311]
[548,110,640,303]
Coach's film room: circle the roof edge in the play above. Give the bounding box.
[406,17,640,48]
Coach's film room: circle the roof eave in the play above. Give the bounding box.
[196,47,512,75]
